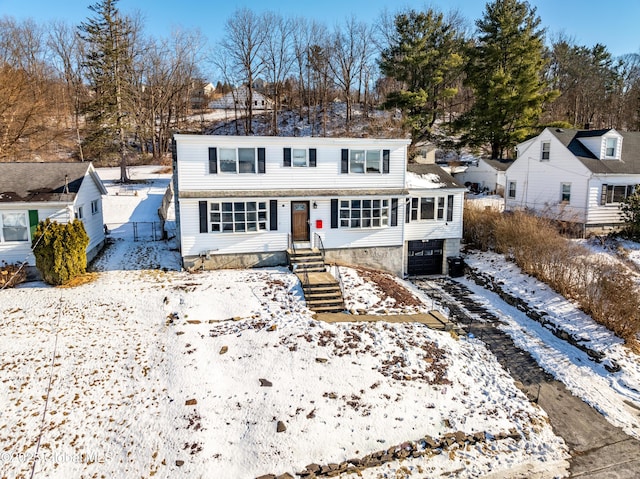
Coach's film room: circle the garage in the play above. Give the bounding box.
[407,239,444,275]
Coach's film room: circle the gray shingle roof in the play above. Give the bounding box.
[406,163,465,189]
[482,158,514,171]
[548,128,640,174]
[0,162,101,203]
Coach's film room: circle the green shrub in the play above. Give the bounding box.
[32,219,90,286]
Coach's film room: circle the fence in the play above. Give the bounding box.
[105,221,164,242]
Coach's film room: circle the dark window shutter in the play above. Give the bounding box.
[309,148,317,167]
[258,148,266,173]
[283,148,291,167]
[601,184,608,205]
[390,198,398,226]
[199,201,208,233]
[331,199,339,228]
[341,149,349,173]
[28,210,39,239]
[208,148,217,174]
[447,195,454,222]
[269,200,278,230]
[383,149,390,174]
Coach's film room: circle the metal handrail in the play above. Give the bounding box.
[332,263,345,298]
[313,232,325,262]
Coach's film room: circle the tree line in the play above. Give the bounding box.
[2,0,640,175]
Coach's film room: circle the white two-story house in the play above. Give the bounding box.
[505,127,640,235]
[172,134,465,276]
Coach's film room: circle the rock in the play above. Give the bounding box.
[185,398,197,406]
[304,463,321,473]
[276,473,294,479]
[424,435,439,448]
[455,431,467,445]
[175,460,184,466]
[259,378,273,387]
[268,324,277,331]
[315,357,328,363]
[232,316,242,321]
[474,431,486,443]
[255,475,276,479]
[276,420,286,433]
[219,345,228,355]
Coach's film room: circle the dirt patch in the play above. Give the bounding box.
[354,267,423,308]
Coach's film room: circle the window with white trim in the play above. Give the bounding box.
[350,150,381,173]
[541,141,550,160]
[602,184,635,204]
[406,196,452,222]
[560,183,571,203]
[0,211,28,242]
[292,149,307,167]
[91,200,99,215]
[76,206,84,219]
[339,199,389,228]
[605,138,617,157]
[209,201,268,232]
[507,181,516,199]
[219,147,257,173]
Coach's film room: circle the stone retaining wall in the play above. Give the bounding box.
[255,428,522,479]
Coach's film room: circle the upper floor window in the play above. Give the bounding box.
[341,149,389,174]
[283,148,317,167]
[208,147,266,174]
[605,138,617,157]
[541,141,550,161]
[560,183,571,203]
[1,211,28,242]
[507,181,517,199]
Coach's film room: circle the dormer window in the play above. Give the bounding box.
[605,138,617,158]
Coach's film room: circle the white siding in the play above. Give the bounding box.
[404,190,464,242]
[175,135,408,193]
[179,196,405,258]
[0,205,70,265]
[454,160,500,192]
[75,171,105,253]
[505,129,591,223]
[585,176,639,226]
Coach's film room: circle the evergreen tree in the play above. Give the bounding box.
[620,187,640,240]
[79,0,136,182]
[32,219,90,285]
[461,0,556,159]
[379,9,465,145]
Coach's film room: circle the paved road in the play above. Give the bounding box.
[414,278,640,478]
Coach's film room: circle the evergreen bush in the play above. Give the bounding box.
[32,219,90,286]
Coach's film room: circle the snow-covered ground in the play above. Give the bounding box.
[462,251,640,440]
[1,167,572,478]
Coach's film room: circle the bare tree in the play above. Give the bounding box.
[260,13,295,134]
[220,8,268,134]
[47,21,89,160]
[328,17,370,130]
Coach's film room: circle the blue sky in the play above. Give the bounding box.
[2,0,639,60]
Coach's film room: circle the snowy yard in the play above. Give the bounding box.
[10,165,640,478]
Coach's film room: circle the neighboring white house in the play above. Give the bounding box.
[172,135,465,276]
[454,158,513,195]
[208,87,274,111]
[505,127,640,235]
[0,162,108,268]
